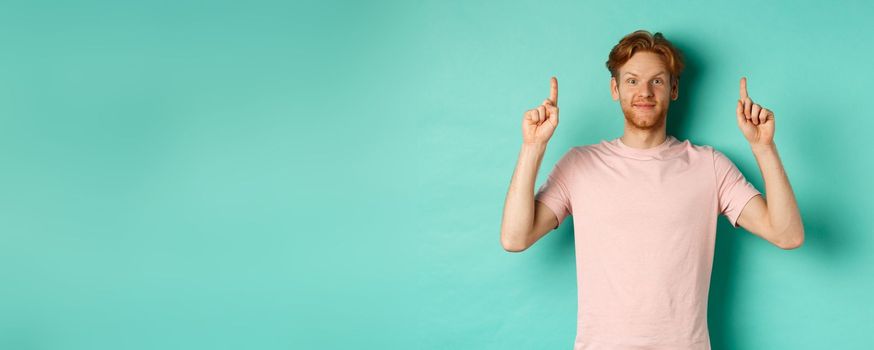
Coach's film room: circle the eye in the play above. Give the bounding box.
[627,78,636,84]
[653,78,663,85]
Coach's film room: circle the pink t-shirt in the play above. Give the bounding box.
[534,135,761,350]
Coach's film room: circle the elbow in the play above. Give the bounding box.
[501,240,528,253]
[500,232,529,253]
[776,228,805,250]
[503,245,527,253]
[777,239,803,250]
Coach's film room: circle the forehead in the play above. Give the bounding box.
[619,51,669,76]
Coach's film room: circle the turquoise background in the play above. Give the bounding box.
[1,0,872,349]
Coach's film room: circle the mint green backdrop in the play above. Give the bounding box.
[1,0,871,349]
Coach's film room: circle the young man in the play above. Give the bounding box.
[499,30,804,349]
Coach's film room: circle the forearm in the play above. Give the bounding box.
[751,143,805,245]
[500,142,548,248]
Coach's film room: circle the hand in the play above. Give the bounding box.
[736,77,775,146]
[522,76,559,145]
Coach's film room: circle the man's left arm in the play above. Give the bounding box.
[734,77,805,250]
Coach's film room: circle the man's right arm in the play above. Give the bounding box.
[501,76,561,252]
[500,142,560,252]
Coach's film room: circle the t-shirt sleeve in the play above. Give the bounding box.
[713,149,762,228]
[534,148,575,230]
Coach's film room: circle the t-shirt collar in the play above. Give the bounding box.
[610,134,678,159]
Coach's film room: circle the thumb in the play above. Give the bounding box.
[547,105,559,127]
[736,99,746,126]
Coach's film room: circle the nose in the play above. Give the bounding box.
[639,83,654,97]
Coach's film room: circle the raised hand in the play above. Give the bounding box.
[736,77,775,146]
[522,76,560,145]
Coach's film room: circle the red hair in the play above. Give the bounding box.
[606,30,685,85]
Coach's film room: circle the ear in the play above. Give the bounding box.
[610,77,619,101]
[670,77,679,100]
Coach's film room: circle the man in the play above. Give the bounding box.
[499,30,804,350]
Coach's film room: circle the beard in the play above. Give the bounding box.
[621,104,667,130]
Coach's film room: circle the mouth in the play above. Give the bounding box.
[633,103,656,109]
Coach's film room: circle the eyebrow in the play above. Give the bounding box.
[623,71,668,77]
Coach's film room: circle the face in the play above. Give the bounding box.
[610,51,679,131]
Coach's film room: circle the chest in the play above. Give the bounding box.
[571,156,717,231]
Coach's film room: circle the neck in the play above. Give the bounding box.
[620,126,668,149]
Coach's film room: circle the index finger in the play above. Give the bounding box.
[549,76,558,106]
[739,76,749,99]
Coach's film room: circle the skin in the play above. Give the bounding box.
[501,78,561,251]
[733,77,805,249]
[500,51,804,252]
[521,76,559,145]
[610,51,678,149]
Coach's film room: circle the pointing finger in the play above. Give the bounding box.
[739,77,749,100]
[549,76,558,106]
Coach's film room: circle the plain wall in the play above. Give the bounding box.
[0,0,872,349]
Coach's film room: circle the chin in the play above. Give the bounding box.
[625,113,666,130]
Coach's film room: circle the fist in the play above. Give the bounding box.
[523,76,559,145]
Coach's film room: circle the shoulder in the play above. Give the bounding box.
[678,137,716,154]
[675,138,725,163]
[559,142,605,165]
[702,143,746,173]
[547,142,603,171]
[571,140,614,158]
